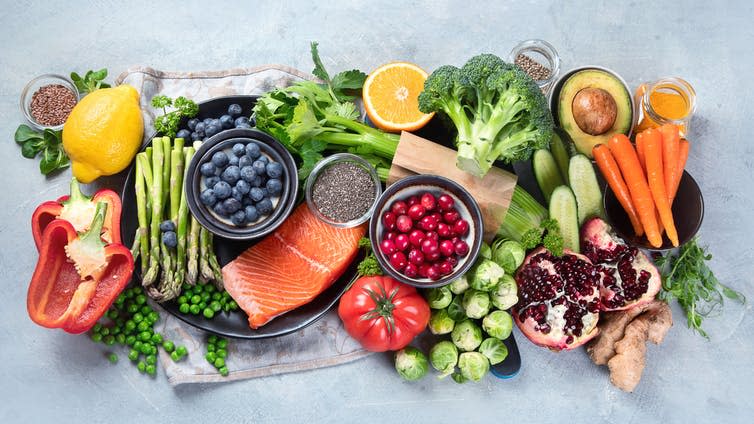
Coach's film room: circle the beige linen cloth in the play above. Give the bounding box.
[114,66,372,385]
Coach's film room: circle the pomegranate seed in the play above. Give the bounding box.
[421,193,436,211]
[385,231,398,241]
[418,264,431,278]
[420,238,439,256]
[436,222,452,239]
[427,264,441,280]
[396,215,413,233]
[407,204,426,220]
[389,251,407,271]
[391,200,408,215]
[407,195,420,206]
[425,250,441,262]
[420,215,438,231]
[408,248,425,265]
[382,212,396,230]
[408,229,425,247]
[454,240,470,257]
[443,211,460,224]
[404,263,419,278]
[439,239,455,257]
[380,239,397,255]
[425,231,439,241]
[438,260,454,275]
[438,194,455,211]
[394,234,410,251]
[453,219,470,236]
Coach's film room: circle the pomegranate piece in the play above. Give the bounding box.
[438,194,455,211]
[513,247,601,351]
[391,200,408,215]
[396,214,413,233]
[581,217,662,311]
[421,193,436,211]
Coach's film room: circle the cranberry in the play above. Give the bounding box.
[425,250,441,262]
[427,264,441,280]
[450,236,460,245]
[421,193,436,211]
[439,239,455,257]
[454,240,470,257]
[418,264,431,278]
[438,194,455,211]
[424,231,439,242]
[408,229,425,247]
[389,251,407,271]
[394,233,410,251]
[407,204,426,220]
[438,260,454,275]
[385,231,398,241]
[407,195,420,206]
[396,215,413,233]
[420,238,439,256]
[443,210,460,224]
[380,239,397,255]
[382,212,396,230]
[436,222,452,238]
[453,219,470,236]
[408,248,425,265]
[390,200,408,215]
[420,215,438,231]
[403,263,419,278]
[447,256,458,267]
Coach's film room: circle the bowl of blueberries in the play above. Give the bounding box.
[185,127,298,240]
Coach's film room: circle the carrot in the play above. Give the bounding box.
[593,144,644,236]
[635,132,647,171]
[669,138,690,203]
[660,124,680,203]
[608,134,662,247]
[644,129,679,246]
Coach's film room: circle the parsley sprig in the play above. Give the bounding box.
[150,95,199,138]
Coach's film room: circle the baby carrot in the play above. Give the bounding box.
[670,138,690,203]
[635,132,647,171]
[660,124,680,203]
[593,144,644,236]
[608,134,662,247]
[644,129,679,246]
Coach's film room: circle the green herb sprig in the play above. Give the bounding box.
[356,237,383,277]
[150,95,199,138]
[70,69,111,95]
[15,124,69,175]
[521,218,564,256]
[656,238,746,338]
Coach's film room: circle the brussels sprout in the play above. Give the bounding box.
[446,295,466,322]
[429,340,458,378]
[482,310,513,340]
[428,309,455,335]
[394,346,429,381]
[458,351,490,381]
[470,258,505,292]
[492,240,526,274]
[479,242,492,259]
[462,289,491,319]
[451,372,467,384]
[448,275,470,295]
[426,286,452,309]
[478,337,508,365]
[451,320,483,352]
[490,274,518,310]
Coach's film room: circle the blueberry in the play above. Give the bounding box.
[211,151,229,168]
[190,132,201,141]
[236,179,251,194]
[266,178,283,196]
[266,162,283,178]
[244,205,259,223]
[249,187,265,202]
[257,155,269,164]
[252,160,267,176]
[188,118,199,131]
[231,187,243,202]
[245,142,261,159]
[260,187,269,198]
[256,198,273,215]
[239,155,253,168]
[203,118,213,126]
[200,189,217,206]
[228,155,239,166]
[176,129,191,140]
[223,197,242,214]
[228,104,243,117]
[212,118,222,127]
[240,166,256,182]
[213,181,232,199]
[235,116,249,127]
[195,122,206,134]
[232,143,246,157]
[220,115,235,129]
[221,165,241,184]
[230,210,246,226]
[205,123,221,138]
[242,196,254,206]
[213,202,228,217]
[235,123,252,129]
[159,220,176,232]
[251,175,263,187]
[162,231,178,248]
[204,176,220,189]
[200,162,216,177]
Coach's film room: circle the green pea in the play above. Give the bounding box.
[124,320,136,333]
[176,346,188,357]
[125,289,135,299]
[205,284,216,294]
[148,312,159,324]
[213,358,225,368]
[128,349,139,361]
[198,301,207,310]
[218,366,229,377]
[222,303,231,312]
[162,340,175,352]
[210,301,222,312]
[90,333,103,343]
[100,327,110,336]
[116,334,126,345]
[207,344,215,352]
[228,300,238,310]
[181,283,191,292]
[146,354,157,365]
[211,292,222,301]
[135,294,147,305]
[146,364,156,376]
[205,352,217,364]
[104,335,115,346]
[202,308,214,319]
[108,353,118,364]
[170,351,181,362]
[189,304,201,315]
[93,323,103,333]
[151,333,163,344]
[107,309,119,320]
[217,339,228,349]
[193,283,204,294]
[177,295,188,305]
[137,321,149,332]
[127,303,139,314]
[126,335,137,346]
[139,332,152,342]
[179,303,190,314]
[201,292,211,302]
[183,289,193,298]
[134,340,143,351]
[133,312,144,323]
[137,361,146,373]
[140,305,152,315]
[190,295,201,305]
[115,294,126,304]
[216,349,227,359]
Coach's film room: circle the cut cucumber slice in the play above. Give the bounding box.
[568,154,605,225]
[550,129,573,184]
[532,149,564,204]
[549,185,580,253]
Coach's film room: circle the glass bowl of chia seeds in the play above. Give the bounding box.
[20,74,79,131]
[509,39,560,95]
[305,153,382,228]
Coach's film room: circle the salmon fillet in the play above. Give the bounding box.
[222,204,366,329]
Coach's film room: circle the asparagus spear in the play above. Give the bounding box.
[161,136,172,208]
[199,227,214,283]
[142,137,164,286]
[175,146,194,287]
[186,215,200,285]
[207,234,224,290]
[169,138,185,221]
[135,153,152,276]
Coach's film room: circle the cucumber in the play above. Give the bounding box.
[550,129,573,184]
[532,149,564,204]
[568,154,605,225]
[549,186,580,253]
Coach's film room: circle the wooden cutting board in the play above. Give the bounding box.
[388,132,518,242]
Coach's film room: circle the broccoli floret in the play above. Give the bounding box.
[418,54,554,177]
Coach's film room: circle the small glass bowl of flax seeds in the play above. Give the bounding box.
[306,153,382,228]
[509,39,560,96]
[20,74,80,131]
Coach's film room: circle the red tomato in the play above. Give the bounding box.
[338,276,430,352]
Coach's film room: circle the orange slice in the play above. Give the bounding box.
[363,62,434,132]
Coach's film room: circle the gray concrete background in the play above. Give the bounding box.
[1,1,753,422]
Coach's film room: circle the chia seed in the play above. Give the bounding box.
[312,162,376,223]
[29,84,77,126]
[514,54,552,82]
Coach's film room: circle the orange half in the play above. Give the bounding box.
[363,62,434,132]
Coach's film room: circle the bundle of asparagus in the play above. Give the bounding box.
[131,137,223,302]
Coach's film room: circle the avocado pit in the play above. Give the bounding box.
[572,88,617,136]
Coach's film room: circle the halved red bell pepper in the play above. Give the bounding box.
[27,202,134,334]
[31,177,122,251]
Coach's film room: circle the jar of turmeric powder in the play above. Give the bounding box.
[634,77,696,136]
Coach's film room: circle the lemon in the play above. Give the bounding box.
[63,85,144,183]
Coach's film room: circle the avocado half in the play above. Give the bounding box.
[556,69,632,158]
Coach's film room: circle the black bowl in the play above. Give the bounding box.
[369,175,483,288]
[604,170,704,251]
[185,128,298,240]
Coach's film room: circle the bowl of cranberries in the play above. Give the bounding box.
[369,174,483,288]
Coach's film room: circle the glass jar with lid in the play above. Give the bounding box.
[509,39,560,96]
[634,77,696,136]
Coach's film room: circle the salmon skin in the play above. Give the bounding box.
[222,204,366,329]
